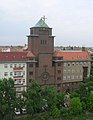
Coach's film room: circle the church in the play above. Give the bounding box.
[0,17,91,94]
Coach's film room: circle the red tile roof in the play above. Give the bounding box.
[27,51,35,57]
[0,51,35,61]
[54,51,91,61]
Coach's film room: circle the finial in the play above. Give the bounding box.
[41,16,47,22]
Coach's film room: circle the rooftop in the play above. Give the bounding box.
[34,17,49,28]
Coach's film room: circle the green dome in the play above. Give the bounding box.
[34,18,49,28]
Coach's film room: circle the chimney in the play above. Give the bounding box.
[82,46,86,51]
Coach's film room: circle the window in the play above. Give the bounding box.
[16,87,21,91]
[68,69,70,72]
[67,84,69,87]
[80,75,82,79]
[10,72,12,76]
[58,57,62,60]
[72,69,75,73]
[4,72,8,76]
[67,75,70,80]
[63,76,66,80]
[57,83,61,87]
[58,63,61,66]
[23,87,25,91]
[58,70,61,74]
[14,64,17,68]
[72,75,74,79]
[29,64,33,67]
[23,79,25,83]
[29,71,33,75]
[29,58,33,60]
[18,79,21,84]
[41,40,47,45]
[64,69,66,73]
[63,84,65,87]
[18,72,21,76]
[76,76,78,79]
[64,63,66,67]
[10,64,12,68]
[4,64,8,68]
[14,72,17,75]
[23,71,25,75]
[68,64,70,66]
[23,64,25,67]
[57,77,61,80]
[19,64,21,67]
[29,79,32,83]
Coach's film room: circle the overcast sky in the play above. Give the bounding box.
[0,0,93,47]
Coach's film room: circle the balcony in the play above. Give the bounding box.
[13,67,23,70]
[13,75,23,78]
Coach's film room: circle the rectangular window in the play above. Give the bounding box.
[29,64,33,67]
[23,64,25,67]
[29,71,33,75]
[63,76,66,80]
[58,63,61,66]
[16,87,21,91]
[57,77,61,80]
[4,72,8,76]
[4,64,8,68]
[57,83,61,87]
[76,75,78,79]
[14,72,17,75]
[14,64,17,68]
[23,71,25,75]
[58,70,61,74]
[68,69,70,72]
[67,75,70,80]
[72,75,74,79]
[19,64,21,67]
[18,72,21,76]
[18,79,21,84]
[72,69,75,73]
[29,79,32,83]
[10,64,12,68]
[10,72,12,76]
[64,63,66,67]
[23,79,25,83]
[64,69,66,73]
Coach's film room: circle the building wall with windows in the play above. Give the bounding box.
[0,60,27,94]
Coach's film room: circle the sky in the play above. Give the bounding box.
[0,0,93,47]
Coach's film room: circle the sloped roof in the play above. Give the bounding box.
[34,18,49,28]
[54,51,91,61]
[27,51,35,57]
[0,51,35,61]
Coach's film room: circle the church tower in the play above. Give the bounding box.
[27,17,55,85]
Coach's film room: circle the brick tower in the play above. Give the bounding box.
[27,17,55,85]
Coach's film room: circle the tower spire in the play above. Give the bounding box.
[41,16,47,22]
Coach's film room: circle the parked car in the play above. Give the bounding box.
[14,108,21,115]
[22,108,27,114]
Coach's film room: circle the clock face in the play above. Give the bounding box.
[41,72,50,81]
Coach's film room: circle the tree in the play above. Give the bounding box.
[41,86,57,110]
[56,92,65,109]
[70,97,83,115]
[87,93,93,112]
[23,80,43,117]
[50,104,60,119]
[0,78,16,120]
